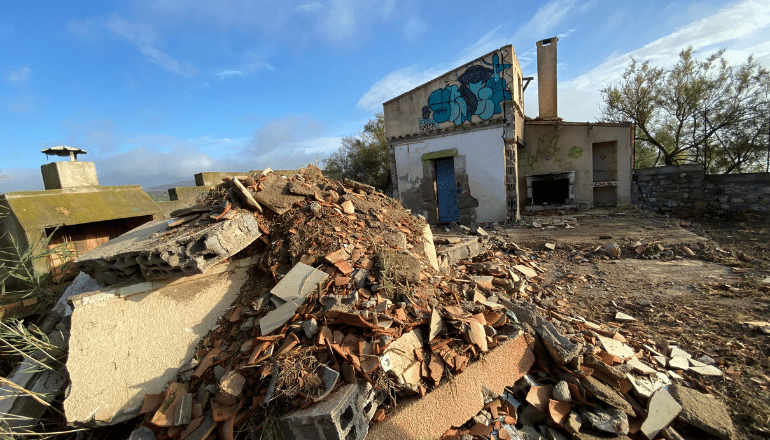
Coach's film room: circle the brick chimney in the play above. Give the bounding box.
[536,37,558,119]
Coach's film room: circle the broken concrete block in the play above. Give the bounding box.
[380,329,423,389]
[688,364,723,377]
[538,324,583,366]
[437,237,484,266]
[626,372,670,400]
[279,382,375,440]
[668,346,691,359]
[271,262,329,305]
[75,213,261,285]
[64,259,250,426]
[582,406,629,435]
[641,387,681,440]
[512,265,537,279]
[253,173,306,215]
[668,356,689,371]
[259,300,299,336]
[367,330,535,440]
[596,334,635,360]
[351,268,368,288]
[581,376,634,416]
[344,178,375,194]
[626,357,656,375]
[615,312,635,322]
[669,383,736,440]
[421,224,440,272]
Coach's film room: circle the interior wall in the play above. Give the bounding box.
[393,127,507,223]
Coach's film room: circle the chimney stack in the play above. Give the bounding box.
[537,37,558,119]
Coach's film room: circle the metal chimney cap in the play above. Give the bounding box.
[41,146,87,161]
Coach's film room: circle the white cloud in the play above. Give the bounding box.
[357,65,443,112]
[6,66,31,84]
[0,167,45,193]
[403,16,426,42]
[104,17,196,77]
[357,0,577,111]
[296,1,323,12]
[521,0,576,37]
[215,70,244,80]
[558,0,770,122]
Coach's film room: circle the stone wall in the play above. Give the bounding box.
[632,164,706,217]
[705,173,770,213]
[632,164,770,216]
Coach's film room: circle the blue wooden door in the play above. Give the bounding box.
[435,157,459,222]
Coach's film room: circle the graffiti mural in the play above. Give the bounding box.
[419,51,513,133]
[521,133,584,170]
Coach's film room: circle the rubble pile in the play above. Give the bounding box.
[441,301,736,440]
[114,166,539,439]
[23,165,738,440]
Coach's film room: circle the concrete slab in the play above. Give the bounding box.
[596,334,635,360]
[270,262,329,304]
[63,258,250,426]
[669,383,736,440]
[253,173,306,215]
[641,388,680,439]
[75,212,261,285]
[366,330,535,440]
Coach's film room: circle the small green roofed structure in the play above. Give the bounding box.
[1,147,160,286]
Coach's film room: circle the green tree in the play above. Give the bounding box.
[601,48,770,172]
[324,112,391,190]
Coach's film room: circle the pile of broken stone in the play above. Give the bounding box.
[0,166,738,440]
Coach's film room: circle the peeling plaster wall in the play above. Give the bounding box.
[393,126,507,223]
[520,122,633,210]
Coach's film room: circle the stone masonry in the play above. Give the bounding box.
[632,164,770,217]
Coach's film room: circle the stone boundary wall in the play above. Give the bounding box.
[705,173,770,213]
[632,164,770,216]
[632,164,706,217]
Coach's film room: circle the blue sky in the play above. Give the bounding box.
[2,0,769,192]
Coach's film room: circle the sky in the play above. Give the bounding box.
[2,0,769,193]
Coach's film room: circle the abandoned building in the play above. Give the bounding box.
[0,146,161,283]
[383,38,634,224]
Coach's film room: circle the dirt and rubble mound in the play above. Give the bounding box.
[8,170,763,440]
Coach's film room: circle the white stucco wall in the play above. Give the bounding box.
[394,127,507,223]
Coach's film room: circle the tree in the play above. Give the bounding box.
[324,112,391,190]
[601,48,770,173]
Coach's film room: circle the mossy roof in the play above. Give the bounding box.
[1,185,160,230]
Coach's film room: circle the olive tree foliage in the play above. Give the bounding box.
[601,47,770,173]
[323,112,391,190]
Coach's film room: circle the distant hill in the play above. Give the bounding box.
[144,179,196,202]
[145,179,196,192]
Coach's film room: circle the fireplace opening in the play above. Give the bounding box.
[532,178,569,205]
[525,171,576,210]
